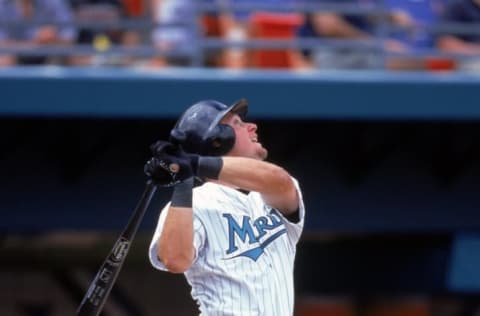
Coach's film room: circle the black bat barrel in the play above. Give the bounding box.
[76,181,157,316]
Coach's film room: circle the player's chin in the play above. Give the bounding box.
[256,145,268,160]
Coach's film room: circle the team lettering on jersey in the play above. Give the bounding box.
[223,210,287,261]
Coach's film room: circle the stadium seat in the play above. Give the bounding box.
[202,14,224,38]
[248,12,304,68]
[424,56,457,71]
[122,0,144,17]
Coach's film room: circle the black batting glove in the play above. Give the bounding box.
[148,140,198,182]
[144,157,181,187]
[148,140,223,182]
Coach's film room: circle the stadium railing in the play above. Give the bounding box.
[0,0,479,70]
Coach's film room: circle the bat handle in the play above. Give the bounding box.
[122,180,157,239]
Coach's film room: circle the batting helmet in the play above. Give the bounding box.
[170,99,248,156]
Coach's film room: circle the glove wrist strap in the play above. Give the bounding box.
[197,157,223,180]
[171,177,194,207]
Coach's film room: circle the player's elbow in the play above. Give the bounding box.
[164,259,192,274]
[158,249,193,274]
[263,167,298,211]
[269,166,295,195]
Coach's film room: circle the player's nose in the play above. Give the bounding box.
[247,122,257,132]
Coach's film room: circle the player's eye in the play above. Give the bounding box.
[233,118,245,127]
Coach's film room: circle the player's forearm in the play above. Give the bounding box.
[219,157,299,214]
[219,157,286,191]
[158,178,195,273]
[158,206,195,273]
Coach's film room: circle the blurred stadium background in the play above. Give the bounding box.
[2,0,480,315]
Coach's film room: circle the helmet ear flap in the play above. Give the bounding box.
[169,128,187,147]
[204,123,236,156]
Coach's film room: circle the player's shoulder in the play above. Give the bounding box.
[193,181,220,194]
[193,182,253,204]
[192,182,222,204]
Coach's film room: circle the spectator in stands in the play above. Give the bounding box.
[436,0,480,72]
[296,0,427,70]
[69,0,143,66]
[0,0,76,66]
[196,0,310,69]
[209,0,254,68]
[386,0,443,49]
[149,0,197,67]
[149,0,308,69]
[385,0,448,70]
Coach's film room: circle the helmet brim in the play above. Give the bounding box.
[204,98,248,139]
[228,98,248,119]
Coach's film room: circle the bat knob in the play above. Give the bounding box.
[169,163,180,173]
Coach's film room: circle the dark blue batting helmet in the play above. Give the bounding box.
[169,99,248,156]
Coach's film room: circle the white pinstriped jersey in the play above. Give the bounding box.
[149,177,305,316]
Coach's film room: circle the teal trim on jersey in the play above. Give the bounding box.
[231,229,287,261]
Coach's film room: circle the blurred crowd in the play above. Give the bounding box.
[0,0,479,71]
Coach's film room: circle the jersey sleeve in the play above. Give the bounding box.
[148,202,207,271]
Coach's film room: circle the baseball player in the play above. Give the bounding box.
[145,99,305,315]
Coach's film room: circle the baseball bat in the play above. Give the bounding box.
[76,180,157,316]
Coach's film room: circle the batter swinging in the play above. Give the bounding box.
[145,99,305,316]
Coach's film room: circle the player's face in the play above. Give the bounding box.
[221,113,268,160]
